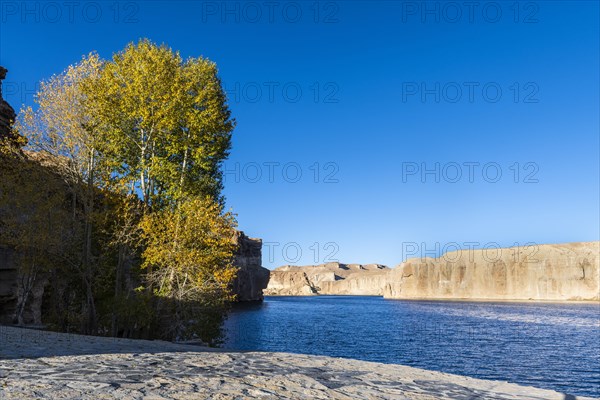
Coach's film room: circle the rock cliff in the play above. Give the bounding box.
[383,242,600,301]
[231,231,270,301]
[264,263,389,296]
[264,242,600,301]
[0,66,17,142]
[0,69,32,324]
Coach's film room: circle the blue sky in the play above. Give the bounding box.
[1,1,598,268]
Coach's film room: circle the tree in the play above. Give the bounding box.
[5,40,238,340]
[15,53,105,333]
[85,39,235,207]
[83,40,238,325]
[139,196,238,339]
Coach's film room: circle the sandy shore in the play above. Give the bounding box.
[0,326,594,399]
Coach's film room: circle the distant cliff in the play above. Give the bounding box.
[384,242,600,301]
[264,263,389,296]
[264,242,600,301]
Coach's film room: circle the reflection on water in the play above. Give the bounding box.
[223,296,600,397]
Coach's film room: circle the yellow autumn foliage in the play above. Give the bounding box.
[139,197,238,304]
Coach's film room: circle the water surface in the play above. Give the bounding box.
[223,296,600,398]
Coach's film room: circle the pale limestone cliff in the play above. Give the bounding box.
[264,243,600,301]
[264,262,389,296]
[383,242,600,301]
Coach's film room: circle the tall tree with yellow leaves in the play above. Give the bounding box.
[139,197,237,339]
[85,39,235,207]
[85,40,239,331]
[9,40,238,339]
[15,53,105,333]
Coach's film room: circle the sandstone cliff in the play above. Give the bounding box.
[384,242,600,301]
[231,231,270,301]
[264,263,389,296]
[264,243,599,301]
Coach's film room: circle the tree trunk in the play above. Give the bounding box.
[14,265,37,325]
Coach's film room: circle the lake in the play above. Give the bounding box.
[222,296,600,398]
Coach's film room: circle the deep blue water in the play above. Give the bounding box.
[222,296,600,398]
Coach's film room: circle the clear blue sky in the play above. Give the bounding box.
[1,1,598,268]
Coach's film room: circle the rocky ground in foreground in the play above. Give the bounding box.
[0,326,593,399]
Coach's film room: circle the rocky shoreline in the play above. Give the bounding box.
[0,326,594,399]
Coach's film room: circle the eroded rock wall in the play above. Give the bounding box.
[231,231,270,301]
[265,243,600,301]
[0,66,17,142]
[383,242,600,301]
[264,263,389,296]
